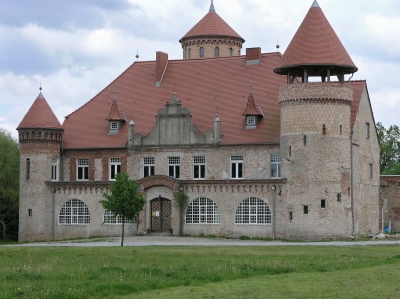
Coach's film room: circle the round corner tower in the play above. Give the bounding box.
[17,91,63,242]
[179,0,245,59]
[274,1,358,239]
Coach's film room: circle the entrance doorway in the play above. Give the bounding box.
[151,197,172,232]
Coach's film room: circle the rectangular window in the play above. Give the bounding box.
[289,212,293,221]
[369,163,373,178]
[337,193,341,203]
[109,158,121,180]
[247,116,256,126]
[348,187,351,196]
[111,122,118,130]
[271,154,281,178]
[340,125,343,135]
[289,146,291,157]
[304,135,307,146]
[77,158,89,181]
[304,205,309,215]
[144,157,155,177]
[168,157,180,179]
[28,209,32,217]
[321,199,326,209]
[231,156,243,179]
[366,123,370,138]
[193,156,206,179]
[51,158,59,181]
[26,158,30,180]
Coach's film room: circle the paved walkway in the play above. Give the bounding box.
[5,236,400,247]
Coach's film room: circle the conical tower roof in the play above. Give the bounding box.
[274,0,357,76]
[17,92,63,130]
[180,2,244,42]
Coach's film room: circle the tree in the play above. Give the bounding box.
[174,187,189,236]
[100,172,145,246]
[0,129,19,240]
[377,122,400,175]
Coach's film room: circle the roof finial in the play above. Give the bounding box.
[39,81,42,91]
[276,39,280,52]
[113,90,116,101]
[249,84,253,95]
[311,0,320,8]
[136,49,139,61]
[209,0,215,12]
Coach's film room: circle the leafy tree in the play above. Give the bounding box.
[174,187,189,236]
[100,172,145,246]
[0,129,19,240]
[377,122,400,175]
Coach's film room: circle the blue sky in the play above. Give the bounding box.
[1,0,400,138]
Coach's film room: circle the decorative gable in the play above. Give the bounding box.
[106,91,126,134]
[242,88,263,129]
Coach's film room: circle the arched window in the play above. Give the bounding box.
[229,48,233,56]
[26,158,30,180]
[186,197,220,224]
[200,47,205,58]
[188,48,192,59]
[215,47,220,57]
[59,199,90,224]
[103,210,135,224]
[235,197,271,224]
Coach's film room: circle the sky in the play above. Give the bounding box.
[1,0,400,139]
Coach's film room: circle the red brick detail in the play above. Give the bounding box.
[156,52,168,84]
[138,175,181,191]
[246,48,261,61]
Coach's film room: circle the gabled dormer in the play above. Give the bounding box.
[106,91,126,134]
[242,86,263,129]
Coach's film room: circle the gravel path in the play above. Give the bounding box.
[4,235,400,247]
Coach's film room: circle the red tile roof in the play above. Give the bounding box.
[242,93,263,116]
[275,3,357,74]
[62,54,285,149]
[180,11,244,42]
[106,94,126,122]
[17,92,63,130]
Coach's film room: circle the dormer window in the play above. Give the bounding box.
[109,121,121,134]
[247,116,256,127]
[106,91,126,134]
[242,85,263,130]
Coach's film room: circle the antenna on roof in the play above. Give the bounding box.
[136,49,139,61]
[276,39,280,52]
[209,0,215,12]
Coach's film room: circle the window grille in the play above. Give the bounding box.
[144,157,155,177]
[231,156,243,179]
[110,158,121,180]
[193,156,206,179]
[111,122,118,130]
[271,154,281,178]
[59,199,90,224]
[103,210,135,224]
[186,198,220,224]
[168,157,180,178]
[247,116,256,126]
[235,197,271,224]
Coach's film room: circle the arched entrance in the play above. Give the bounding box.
[151,196,172,232]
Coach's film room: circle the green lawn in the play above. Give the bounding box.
[0,245,399,298]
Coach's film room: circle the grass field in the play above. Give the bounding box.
[1,244,399,298]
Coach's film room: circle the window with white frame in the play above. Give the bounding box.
[193,156,205,179]
[231,156,243,179]
[247,116,256,126]
[59,199,90,224]
[109,158,121,180]
[235,197,271,224]
[168,157,180,178]
[271,154,281,178]
[186,198,220,224]
[103,210,135,224]
[144,157,155,177]
[77,158,89,181]
[110,122,118,130]
[51,158,59,181]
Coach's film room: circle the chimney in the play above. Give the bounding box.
[213,114,221,144]
[246,48,261,65]
[155,51,168,86]
[128,120,135,147]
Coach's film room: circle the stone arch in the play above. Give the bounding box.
[138,175,181,192]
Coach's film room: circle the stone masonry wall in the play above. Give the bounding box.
[182,37,242,59]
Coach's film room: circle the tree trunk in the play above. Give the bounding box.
[121,216,125,247]
[0,220,5,240]
[179,211,183,236]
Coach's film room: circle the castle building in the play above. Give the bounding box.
[17,1,382,242]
